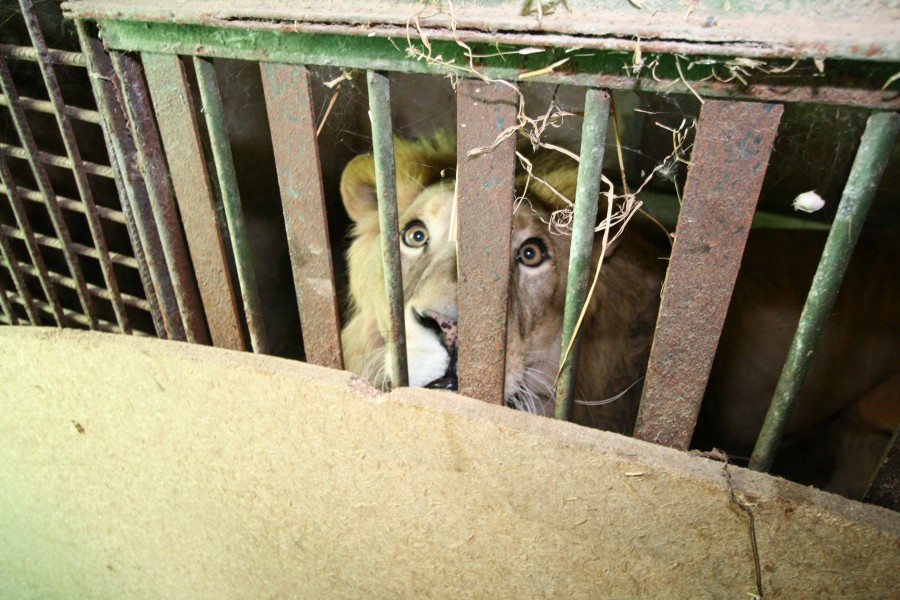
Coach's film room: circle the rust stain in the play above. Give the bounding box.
[261,63,343,369]
[634,99,784,450]
[455,80,518,405]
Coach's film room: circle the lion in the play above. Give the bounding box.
[339,134,668,433]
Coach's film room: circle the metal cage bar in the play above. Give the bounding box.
[75,22,171,338]
[634,100,783,450]
[141,52,244,348]
[0,143,115,178]
[0,225,37,324]
[456,80,518,405]
[0,93,102,124]
[367,70,408,388]
[865,426,900,511]
[194,56,268,354]
[0,56,98,327]
[0,153,63,326]
[110,51,208,344]
[261,62,343,369]
[73,22,164,337]
[554,88,610,421]
[750,110,900,472]
[20,0,130,334]
[0,269,16,325]
[0,42,86,67]
[8,184,126,224]
[0,224,138,270]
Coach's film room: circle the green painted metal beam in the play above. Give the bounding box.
[75,19,899,110]
[554,88,610,422]
[367,70,409,389]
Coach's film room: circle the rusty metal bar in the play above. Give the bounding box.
[0,148,64,326]
[0,226,37,324]
[4,184,127,224]
[864,426,900,511]
[261,63,343,369]
[21,0,130,333]
[141,52,244,350]
[0,43,86,67]
[456,80,518,405]
[367,70,407,387]
[110,51,207,343]
[0,225,138,270]
[0,94,102,124]
[0,143,116,179]
[3,293,142,334]
[554,88,610,421]
[634,100,783,450]
[750,111,899,472]
[111,52,209,344]
[0,271,16,325]
[0,56,98,327]
[75,22,170,339]
[0,258,151,311]
[194,56,268,354]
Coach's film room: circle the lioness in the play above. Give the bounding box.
[339,134,668,433]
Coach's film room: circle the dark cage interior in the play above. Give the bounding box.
[0,0,898,515]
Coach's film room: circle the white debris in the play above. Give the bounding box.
[792,191,826,213]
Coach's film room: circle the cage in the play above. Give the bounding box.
[1,0,898,597]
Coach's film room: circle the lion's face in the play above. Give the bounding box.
[340,135,664,430]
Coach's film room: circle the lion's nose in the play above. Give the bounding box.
[419,309,457,352]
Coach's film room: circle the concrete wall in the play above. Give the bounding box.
[1,327,897,599]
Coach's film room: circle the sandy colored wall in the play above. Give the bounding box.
[0,327,898,599]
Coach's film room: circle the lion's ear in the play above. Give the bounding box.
[340,153,378,223]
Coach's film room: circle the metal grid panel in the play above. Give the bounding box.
[0,1,156,335]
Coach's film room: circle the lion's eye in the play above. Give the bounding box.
[402,220,429,248]
[517,238,547,267]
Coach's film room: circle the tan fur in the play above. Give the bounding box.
[340,135,666,433]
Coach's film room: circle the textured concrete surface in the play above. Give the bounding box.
[1,327,898,599]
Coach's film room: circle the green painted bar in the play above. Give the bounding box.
[749,111,900,473]
[80,18,900,110]
[194,56,269,355]
[554,88,610,421]
[367,71,408,388]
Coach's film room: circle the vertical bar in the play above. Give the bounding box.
[0,154,62,325]
[194,56,268,354]
[0,269,16,325]
[141,52,244,350]
[20,0,130,333]
[261,63,343,369]
[634,100,783,449]
[0,57,97,327]
[750,111,899,472]
[367,71,408,387]
[0,225,38,324]
[864,426,900,511]
[456,80,518,405]
[553,89,611,421]
[75,21,167,338]
[110,52,207,344]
